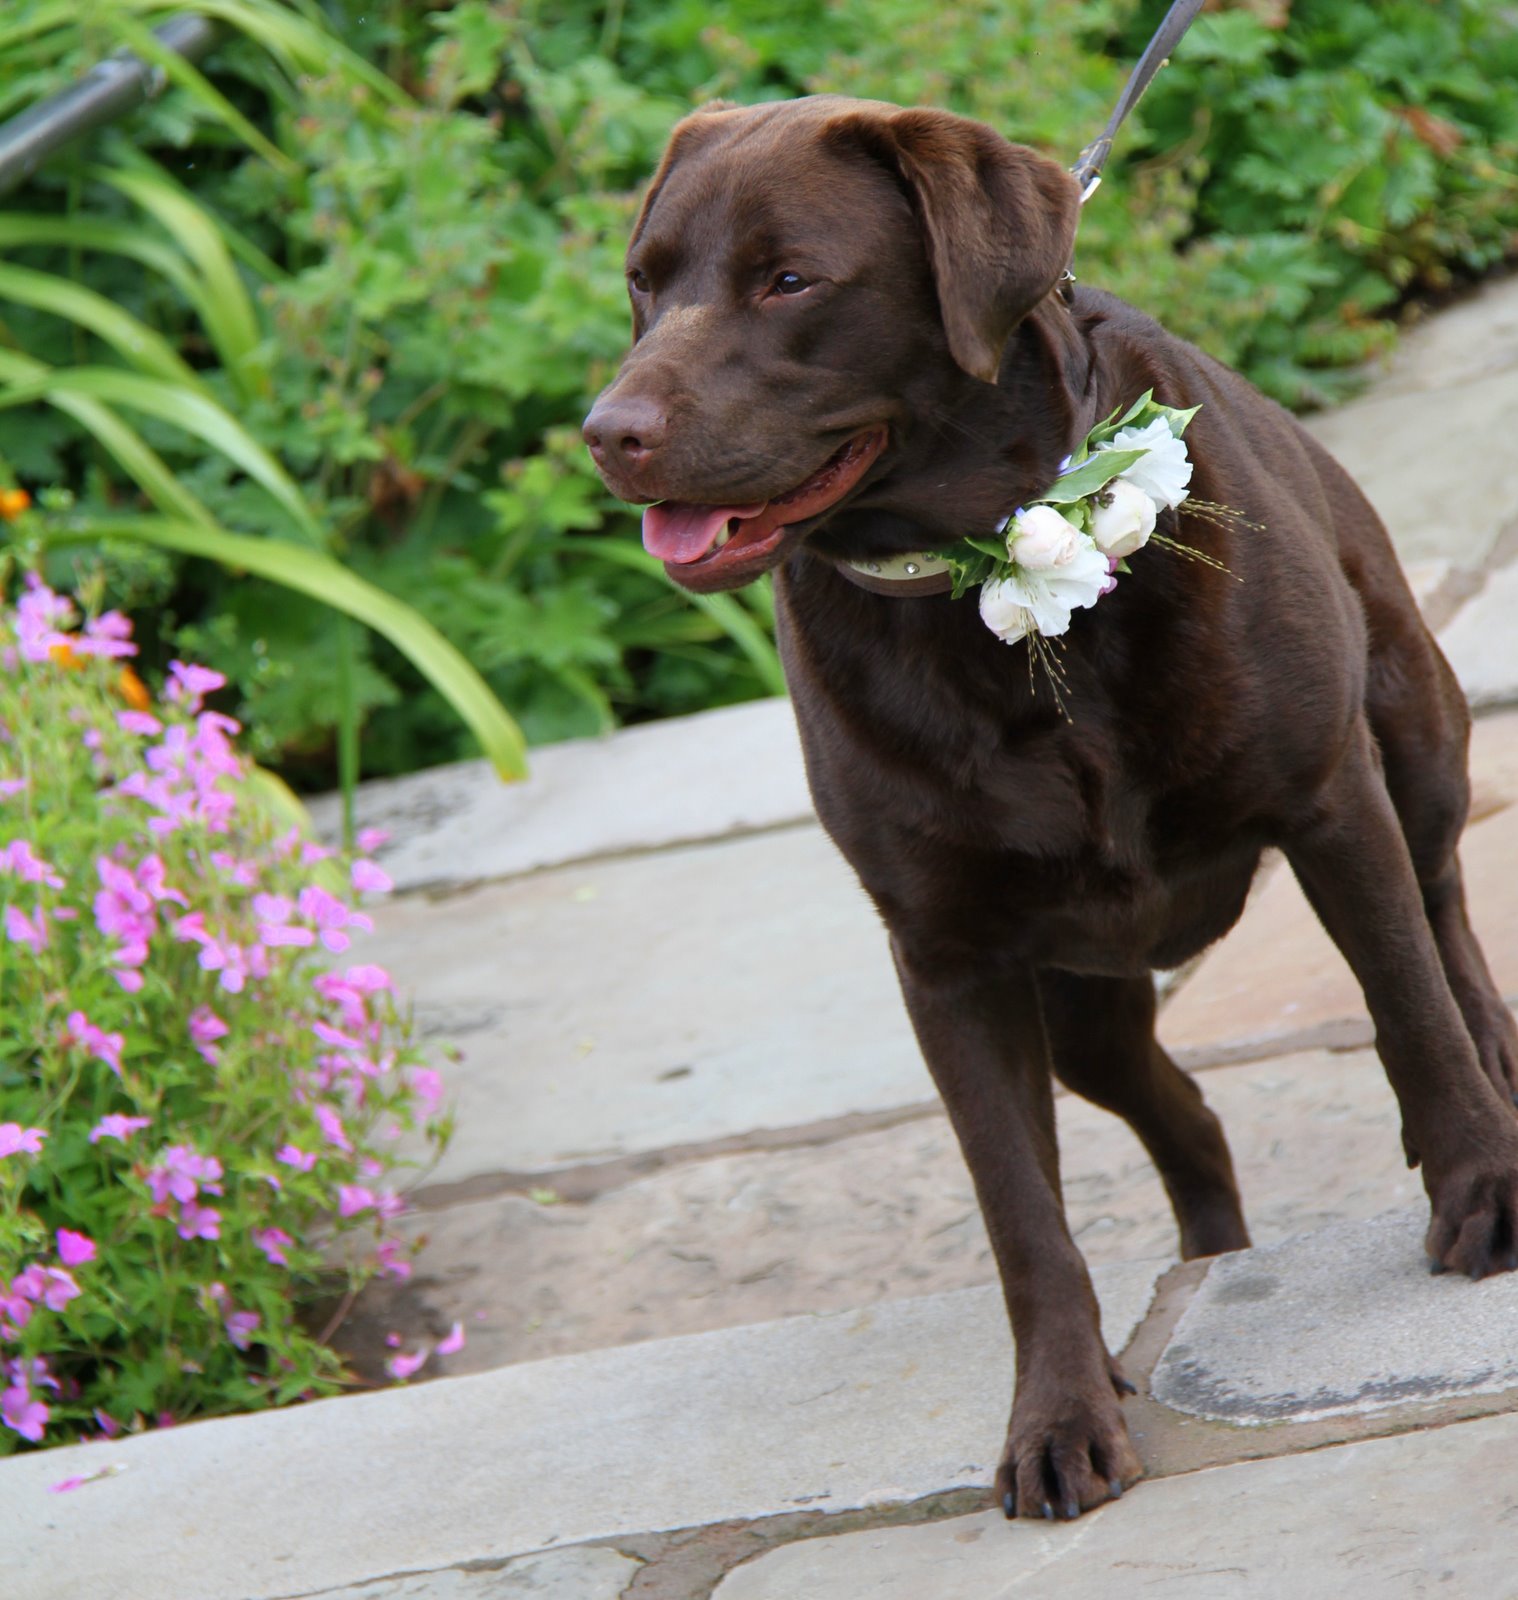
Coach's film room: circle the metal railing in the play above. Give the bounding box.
[0,14,218,197]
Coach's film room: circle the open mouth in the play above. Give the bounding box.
[641,427,888,581]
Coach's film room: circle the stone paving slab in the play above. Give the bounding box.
[309,697,812,893]
[712,1405,1518,1599]
[1441,558,1518,709]
[1151,1206,1518,1425]
[1305,274,1518,570]
[1160,744,1518,1064]
[320,1550,641,1600]
[346,1045,1416,1377]
[366,824,929,1184]
[0,1263,1162,1600]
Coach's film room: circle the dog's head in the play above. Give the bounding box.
[582,96,1081,593]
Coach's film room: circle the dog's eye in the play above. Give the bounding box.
[627,268,651,295]
[772,271,811,296]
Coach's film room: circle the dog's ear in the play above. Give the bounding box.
[630,104,741,249]
[824,106,1081,382]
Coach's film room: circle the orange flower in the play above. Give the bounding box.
[48,640,81,669]
[0,488,31,521]
[118,666,152,711]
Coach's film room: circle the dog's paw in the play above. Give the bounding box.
[994,1359,1142,1521]
[1425,1157,1518,1280]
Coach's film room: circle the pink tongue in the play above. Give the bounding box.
[643,500,766,564]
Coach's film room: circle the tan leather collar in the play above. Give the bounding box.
[835,550,954,597]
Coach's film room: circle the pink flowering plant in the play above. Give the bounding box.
[0,570,449,1452]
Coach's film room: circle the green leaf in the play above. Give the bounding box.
[113,0,410,106]
[41,515,529,782]
[1035,448,1147,506]
[0,365,323,546]
[102,13,294,172]
[0,349,215,526]
[0,262,200,387]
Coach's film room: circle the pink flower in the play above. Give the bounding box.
[56,1230,96,1267]
[176,1202,221,1241]
[89,1113,151,1144]
[409,1067,445,1115]
[314,1105,351,1153]
[62,1011,125,1076]
[40,1268,80,1311]
[276,1142,317,1172]
[337,1184,376,1217]
[188,1005,229,1065]
[165,660,225,712]
[118,710,163,736]
[2,1383,48,1443]
[0,1123,46,1159]
[376,1239,412,1280]
[385,1345,428,1381]
[436,1321,466,1356]
[351,858,393,894]
[146,1145,222,1205]
[3,902,48,951]
[356,827,390,853]
[296,885,371,953]
[0,839,64,887]
[83,610,137,658]
[253,1227,293,1266]
[48,1476,87,1494]
[224,1309,259,1350]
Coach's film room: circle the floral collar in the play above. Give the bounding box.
[842,391,1199,642]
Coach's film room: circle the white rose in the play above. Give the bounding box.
[979,533,1111,642]
[1006,504,1083,571]
[1103,417,1192,509]
[1089,476,1157,559]
[978,578,1036,643]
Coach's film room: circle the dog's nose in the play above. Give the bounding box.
[582,395,668,477]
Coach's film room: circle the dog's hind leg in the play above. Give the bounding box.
[1366,634,1518,1104]
[1038,970,1250,1260]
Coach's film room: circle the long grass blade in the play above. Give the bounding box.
[0,262,200,387]
[0,365,323,545]
[102,13,293,171]
[44,515,529,781]
[0,349,216,526]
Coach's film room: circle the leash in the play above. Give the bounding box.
[1069,0,1206,204]
[838,0,1207,598]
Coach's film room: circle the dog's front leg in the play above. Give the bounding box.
[1284,722,1518,1278]
[891,938,1142,1519]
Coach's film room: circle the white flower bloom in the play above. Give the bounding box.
[979,534,1111,642]
[1104,417,1192,509]
[1088,477,1157,560]
[1006,504,1083,570]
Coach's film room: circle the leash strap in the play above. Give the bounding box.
[1069,0,1205,199]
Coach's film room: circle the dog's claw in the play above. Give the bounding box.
[1108,1477,1124,1500]
[1114,1375,1137,1396]
[1062,1497,1080,1521]
[1003,1491,1016,1520]
[1041,1500,1054,1520]
[1429,1257,1447,1275]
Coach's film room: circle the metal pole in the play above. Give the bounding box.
[0,14,219,198]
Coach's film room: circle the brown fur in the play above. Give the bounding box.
[584,96,1518,1520]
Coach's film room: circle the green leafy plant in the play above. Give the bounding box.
[0,566,451,1452]
[1,0,1513,787]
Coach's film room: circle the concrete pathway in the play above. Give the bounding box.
[7,273,1518,1599]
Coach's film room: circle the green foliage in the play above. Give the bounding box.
[0,0,1514,783]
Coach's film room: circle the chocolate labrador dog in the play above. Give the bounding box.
[582,96,1518,1520]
